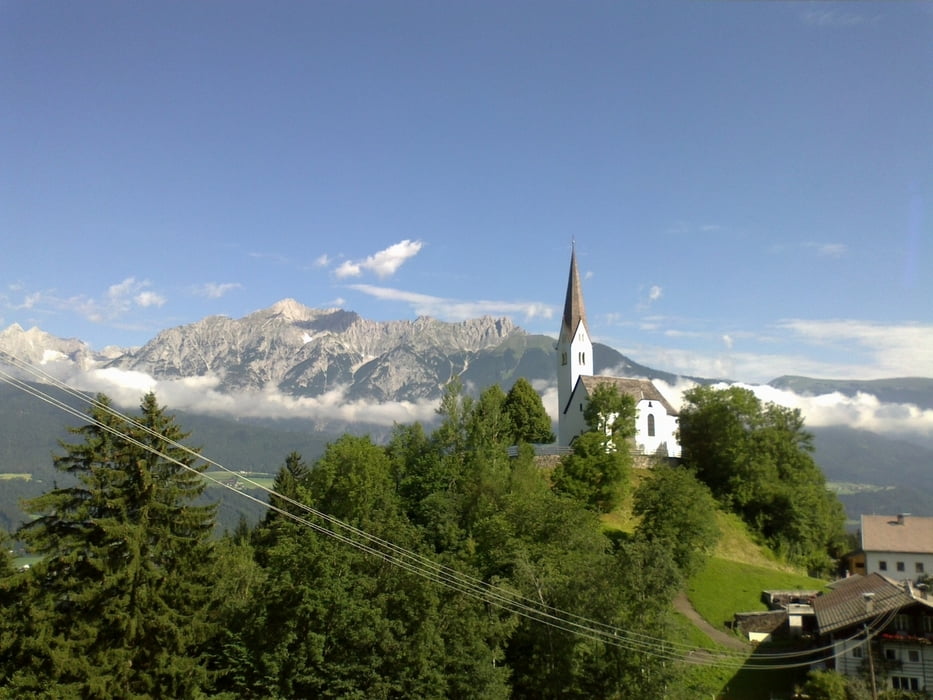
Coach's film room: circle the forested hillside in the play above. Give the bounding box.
[0,381,848,698]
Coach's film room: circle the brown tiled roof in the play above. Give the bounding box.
[561,246,588,338]
[579,375,678,415]
[861,514,933,554]
[813,573,919,635]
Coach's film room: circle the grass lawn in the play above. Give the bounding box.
[13,554,43,569]
[688,557,827,632]
[204,471,276,490]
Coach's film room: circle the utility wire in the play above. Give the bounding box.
[0,350,891,669]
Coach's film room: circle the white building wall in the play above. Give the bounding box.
[561,387,680,457]
[864,551,933,580]
[833,638,867,678]
[560,380,589,446]
[835,634,933,691]
[557,321,593,446]
[878,641,933,691]
[633,399,681,458]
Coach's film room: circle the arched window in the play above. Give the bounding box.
[647,414,655,437]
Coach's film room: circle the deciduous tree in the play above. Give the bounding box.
[503,377,555,444]
[679,385,845,572]
[552,431,629,512]
[633,465,720,578]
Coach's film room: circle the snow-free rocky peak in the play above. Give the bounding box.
[107,301,523,401]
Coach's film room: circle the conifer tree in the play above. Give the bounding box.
[8,393,217,698]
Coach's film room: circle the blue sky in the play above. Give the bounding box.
[2,1,931,384]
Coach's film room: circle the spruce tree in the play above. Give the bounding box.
[9,393,217,698]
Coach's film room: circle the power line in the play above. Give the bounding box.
[0,350,881,670]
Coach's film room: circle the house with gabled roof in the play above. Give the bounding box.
[857,514,933,581]
[814,573,933,693]
[556,246,680,457]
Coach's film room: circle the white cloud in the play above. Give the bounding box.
[194,282,242,299]
[73,366,439,428]
[335,261,362,278]
[779,320,933,378]
[17,292,43,310]
[636,284,663,311]
[647,377,933,443]
[334,239,424,279]
[722,334,734,349]
[347,284,554,322]
[134,291,166,308]
[805,242,848,258]
[101,278,164,314]
[801,9,879,27]
[724,382,933,441]
[314,254,331,267]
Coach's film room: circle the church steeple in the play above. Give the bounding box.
[561,243,588,340]
[556,242,594,445]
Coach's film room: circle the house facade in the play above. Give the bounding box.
[556,246,680,457]
[814,573,933,693]
[858,514,933,582]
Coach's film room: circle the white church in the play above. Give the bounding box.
[556,247,681,458]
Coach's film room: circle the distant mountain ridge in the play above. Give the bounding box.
[109,299,522,402]
[2,301,933,525]
[0,300,681,405]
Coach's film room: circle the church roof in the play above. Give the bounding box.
[562,246,588,338]
[578,375,678,415]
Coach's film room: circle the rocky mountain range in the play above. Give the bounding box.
[2,300,933,526]
[1,299,675,406]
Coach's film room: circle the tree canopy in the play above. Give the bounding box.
[4,393,217,697]
[503,377,555,444]
[1,379,847,698]
[678,385,846,573]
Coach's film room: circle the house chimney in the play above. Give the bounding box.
[863,592,875,614]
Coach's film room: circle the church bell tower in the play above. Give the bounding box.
[557,244,593,445]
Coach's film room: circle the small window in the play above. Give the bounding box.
[895,614,911,632]
[917,562,925,574]
[909,650,920,663]
[886,649,897,660]
[924,617,933,633]
[892,676,920,691]
[897,561,906,572]
[578,351,586,364]
[561,352,567,366]
[880,561,888,571]
[647,414,656,437]
[852,646,863,658]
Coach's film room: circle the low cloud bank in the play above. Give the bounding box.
[649,378,933,442]
[12,357,933,445]
[38,364,440,430]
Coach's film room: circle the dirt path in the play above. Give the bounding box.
[673,592,749,652]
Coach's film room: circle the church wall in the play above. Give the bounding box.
[559,379,590,446]
[633,399,681,458]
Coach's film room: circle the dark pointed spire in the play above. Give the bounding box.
[562,242,588,338]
